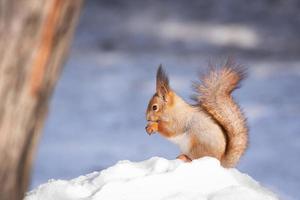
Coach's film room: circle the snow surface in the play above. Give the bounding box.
[26,157,278,200]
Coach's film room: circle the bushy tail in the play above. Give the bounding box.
[194,59,248,167]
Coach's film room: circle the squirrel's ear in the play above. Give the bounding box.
[156,64,170,101]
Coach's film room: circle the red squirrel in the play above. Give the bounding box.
[145,60,248,167]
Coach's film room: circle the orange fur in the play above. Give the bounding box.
[157,121,174,137]
[146,61,248,168]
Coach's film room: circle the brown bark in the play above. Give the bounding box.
[0,0,83,199]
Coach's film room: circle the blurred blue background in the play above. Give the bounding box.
[32,1,300,199]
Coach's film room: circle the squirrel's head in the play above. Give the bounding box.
[146,65,174,122]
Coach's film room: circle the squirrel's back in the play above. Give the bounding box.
[194,59,248,167]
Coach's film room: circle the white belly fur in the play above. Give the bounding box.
[167,132,191,154]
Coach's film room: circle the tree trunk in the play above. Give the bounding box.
[0,0,83,199]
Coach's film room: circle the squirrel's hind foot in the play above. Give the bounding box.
[176,154,192,162]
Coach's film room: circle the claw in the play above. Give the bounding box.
[145,125,155,135]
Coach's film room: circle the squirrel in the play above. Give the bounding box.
[145,60,248,168]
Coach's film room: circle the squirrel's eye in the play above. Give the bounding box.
[152,104,158,111]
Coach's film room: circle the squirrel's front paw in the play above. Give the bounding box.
[145,122,158,135]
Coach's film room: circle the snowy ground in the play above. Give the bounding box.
[26,157,278,200]
[32,1,300,200]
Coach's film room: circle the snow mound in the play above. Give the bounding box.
[25,157,278,200]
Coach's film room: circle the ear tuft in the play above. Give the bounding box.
[156,65,170,99]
